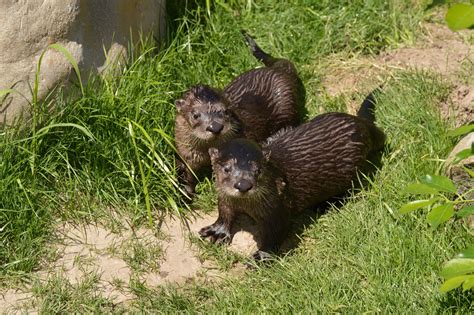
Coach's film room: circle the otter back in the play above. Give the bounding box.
[224,66,304,141]
[265,112,385,211]
[200,111,385,259]
[174,33,305,198]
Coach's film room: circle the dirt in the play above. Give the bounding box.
[0,290,33,315]
[322,23,473,125]
[447,85,474,126]
[0,213,255,313]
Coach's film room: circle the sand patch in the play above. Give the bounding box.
[0,211,258,312]
[38,223,158,304]
[0,290,34,314]
[148,214,215,286]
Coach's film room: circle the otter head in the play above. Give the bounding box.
[209,139,275,201]
[175,85,239,145]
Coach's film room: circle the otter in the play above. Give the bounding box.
[200,92,385,260]
[175,32,306,198]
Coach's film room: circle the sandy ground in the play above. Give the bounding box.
[1,22,472,313]
[0,212,257,312]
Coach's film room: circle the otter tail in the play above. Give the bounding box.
[241,30,277,67]
[357,87,386,151]
[356,86,383,123]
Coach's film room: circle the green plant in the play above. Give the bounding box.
[398,174,473,227]
[440,245,474,293]
[0,37,190,278]
[398,124,474,293]
[445,2,474,31]
[0,44,92,279]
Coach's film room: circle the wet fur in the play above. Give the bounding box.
[201,95,385,259]
[265,113,385,211]
[175,33,305,197]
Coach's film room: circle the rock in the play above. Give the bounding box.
[446,132,474,229]
[446,132,474,167]
[0,0,166,125]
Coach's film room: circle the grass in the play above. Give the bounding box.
[29,273,121,314]
[129,71,473,313]
[120,237,163,274]
[1,0,472,313]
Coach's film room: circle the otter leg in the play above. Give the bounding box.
[253,209,290,261]
[175,156,197,199]
[199,199,235,244]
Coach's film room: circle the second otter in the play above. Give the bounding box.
[175,32,306,198]
[200,94,385,260]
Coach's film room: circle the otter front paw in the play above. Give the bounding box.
[252,250,273,262]
[198,222,232,244]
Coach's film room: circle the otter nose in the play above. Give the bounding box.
[234,179,253,193]
[206,121,224,134]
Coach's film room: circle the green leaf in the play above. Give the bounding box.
[420,175,457,193]
[0,88,31,105]
[457,205,474,219]
[426,203,454,228]
[48,43,84,96]
[215,1,233,13]
[447,124,474,137]
[441,258,474,278]
[398,198,439,215]
[167,196,179,213]
[453,147,474,164]
[463,166,474,178]
[440,275,468,293]
[36,123,95,141]
[404,183,439,195]
[457,245,474,259]
[462,276,474,291]
[206,0,211,16]
[0,88,17,98]
[445,4,474,31]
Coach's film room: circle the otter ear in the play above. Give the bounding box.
[175,99,186,113]
[262,149,271,162]
[208,147,220,163]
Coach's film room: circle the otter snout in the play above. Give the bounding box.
[234,179,253,193]
[206,121,224,134]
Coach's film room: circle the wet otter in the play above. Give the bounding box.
[175,32,306,198]
[200,93,385,259]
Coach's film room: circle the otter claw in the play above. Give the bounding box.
[198,225,215,237]
[198,223,232,244]
[252,250,273,261]
[211,233,231,244]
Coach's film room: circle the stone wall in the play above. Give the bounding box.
[0,0,166,125]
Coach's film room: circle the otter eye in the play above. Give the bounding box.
[192,112,201,120]
[223,165,231,173]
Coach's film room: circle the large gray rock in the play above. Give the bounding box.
[0,0,166,125]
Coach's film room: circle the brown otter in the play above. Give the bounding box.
[200,92,385,260]
[175,32,306,198]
